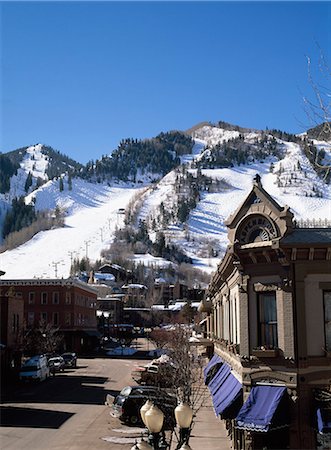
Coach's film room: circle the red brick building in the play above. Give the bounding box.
[0,285,24,375]
[0,278,98,354]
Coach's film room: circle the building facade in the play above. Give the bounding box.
[0,285,24,375]
[0,278,98,354]
[201,175,331,449]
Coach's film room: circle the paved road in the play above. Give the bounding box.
[0,355,149,450]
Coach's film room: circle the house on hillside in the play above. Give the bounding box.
[200,174,331,450]
[98,263,132,283]
[152,279,206,308]
[0,278,98,354]
[121,283,148,307]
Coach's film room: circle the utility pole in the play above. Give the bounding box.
[84,240,90,259]
[51,261,63,278]
[68,250,77,266]
[68,251,77,275]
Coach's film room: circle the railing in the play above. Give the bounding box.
[293,218,331,228]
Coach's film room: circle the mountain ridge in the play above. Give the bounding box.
[0,121,330,280]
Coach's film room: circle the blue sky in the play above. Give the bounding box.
[1,1,330,163]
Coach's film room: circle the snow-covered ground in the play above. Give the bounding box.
[1,126,331,280]
[135,128,331,272]
[0,182,140,279]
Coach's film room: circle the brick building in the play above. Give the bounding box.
[0,285,24,375]
[0,278,98,354]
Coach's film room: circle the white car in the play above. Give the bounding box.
[19,355,50,382]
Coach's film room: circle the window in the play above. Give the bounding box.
[12,314,19,332]
[52,291,59,304]
[53,312,59,326]
[324,291,331,351]
[28,292,35,304]
[41,312,48,322]
[41,292,48,305]
[28,312,35,326]
[257,292,278,348]
[65,292,71,304]
[65,312,71,326]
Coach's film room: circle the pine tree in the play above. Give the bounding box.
[68,174,72,191]
[24,172,33,193]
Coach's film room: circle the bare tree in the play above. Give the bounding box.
[303,47,331,139]
[164,326,208,415]
[21,320,64,355]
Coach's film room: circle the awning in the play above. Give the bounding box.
[317,408,331,434]
[203,354,222,382]
[236,385,288,432]
[213,373,242,417]
[208,362,231,395]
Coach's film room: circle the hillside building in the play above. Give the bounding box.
[121,283,148,307]
[200,175,331,449]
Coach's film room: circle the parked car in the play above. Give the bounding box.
[131,355,177,388]
[109,385,177,427]
[61,352,77,368]
[48,356,65,372]
[19,355,50,382]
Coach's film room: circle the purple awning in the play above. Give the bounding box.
[213,373,242,416]
[236,385,288,432]
[203,354,222,382]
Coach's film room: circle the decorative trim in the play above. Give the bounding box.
[0,279,97,294]
[253,282,279,292]
[252,348,279,358]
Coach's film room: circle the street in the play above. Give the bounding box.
[0,354,149,450]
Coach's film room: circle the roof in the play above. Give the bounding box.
[225,177,287,227]
[94,272,115,281]
[281,228,331,244]
[122,283,147,290]
[0,278,98,294]
[151,301,200,311]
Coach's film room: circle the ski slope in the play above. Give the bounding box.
[1,126,331,279]
[0,183,139,279]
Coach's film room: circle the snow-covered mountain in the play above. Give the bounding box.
[0,123,330,280]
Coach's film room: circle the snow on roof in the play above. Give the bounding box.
[155,277,167,284]
[151,301,200,311]
[94,272,115,281]
[121,283,148,290]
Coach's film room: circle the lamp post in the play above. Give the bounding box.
[174,402,193,449]
[131,401,193,450]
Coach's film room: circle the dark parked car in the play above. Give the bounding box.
[109,385,177,427]
[48,356,65,372]
[61,352,77,368]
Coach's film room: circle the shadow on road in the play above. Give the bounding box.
[2,375,110,406]
[0,405,74,428]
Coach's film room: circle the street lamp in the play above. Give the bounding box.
[131,400,193,450]
[174,403,193,449]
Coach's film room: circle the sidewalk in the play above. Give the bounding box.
[187,397,232,450]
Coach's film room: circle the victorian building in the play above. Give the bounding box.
[201,175,331,449]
